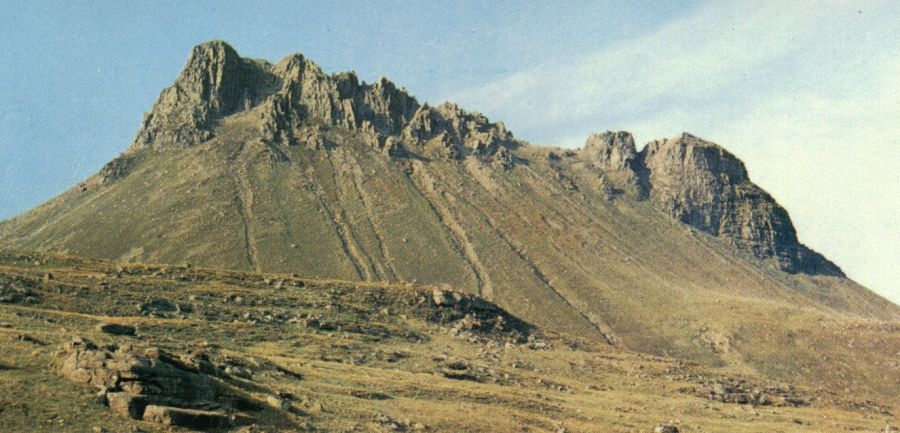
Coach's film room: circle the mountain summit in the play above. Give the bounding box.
[133,40,516,163]
[1,41,896,397]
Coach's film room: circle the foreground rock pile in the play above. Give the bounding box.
[59,337,256,429]
[425,288,538,346]
[699,378,808,407]
[0,276,40,305]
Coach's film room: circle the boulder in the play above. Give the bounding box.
[139,298,176,313]
[431,288,458,307]
[107,392,149,419]
[59,338,219,402]
[57,337,255,427]
[654,424,679,433]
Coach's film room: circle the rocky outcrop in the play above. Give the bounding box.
[259,54,420,143]
[132,40,518,166]
[637,133,842,276]
[581,131,642,196]
[654,425,679,433]
[700,378,808,407]
[59,337,256,427]
[132,40,277,149]
[581,131,842,276]
[258,55,517,162]
[401,102,517,161]
[583,131,637,171]
[98,154,137,184]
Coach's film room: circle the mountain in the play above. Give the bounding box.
[1,41,897,401]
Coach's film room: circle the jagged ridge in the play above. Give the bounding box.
[133,40,516,165]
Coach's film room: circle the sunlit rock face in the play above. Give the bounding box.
[635,132,843,276]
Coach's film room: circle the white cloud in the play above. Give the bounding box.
[447,1,900,303]
[450,1,846,138]
[707,55,900,302]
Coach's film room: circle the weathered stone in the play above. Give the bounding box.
[431,288,455,307]
[583,131,637,171]
[266,395,291,410]
[132,40,277,149]
[107,392,149,420]
[99,154,136,184]
[402,102,517,161]
[635,133,842,276]
[578,130,844,275]
[142,405,230,429]
[654,424,679,433]
[58,337,232,422]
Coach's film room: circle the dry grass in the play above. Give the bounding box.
[0,250,896,432]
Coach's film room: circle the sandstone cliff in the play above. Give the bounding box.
[582,131,843,276]
[133,40,514,165]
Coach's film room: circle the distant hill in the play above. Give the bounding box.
[1,41,897,399]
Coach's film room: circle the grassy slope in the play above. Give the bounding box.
[0,112,897,402]
[0,250,896,433]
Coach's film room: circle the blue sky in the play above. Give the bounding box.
[1,1,897,303]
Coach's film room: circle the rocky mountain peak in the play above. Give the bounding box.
[631,132,842,276]
[582,130,638,171]
[132,41,276,149]
[575,130,841,276]
[128,40,840,277]
[132,41,516,165]
[642,132,749,183]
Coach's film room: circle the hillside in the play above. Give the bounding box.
[1,41,898,405]
[0,250,896,432]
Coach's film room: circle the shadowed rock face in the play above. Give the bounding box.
[637,133,843,276]
[586,131,842,276]
[132,41,279,149]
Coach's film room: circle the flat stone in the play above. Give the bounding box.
[143,405,230,429]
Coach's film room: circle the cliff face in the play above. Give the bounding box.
[583,131,843,276]
[134,41,515,164]
[132,41,278,149]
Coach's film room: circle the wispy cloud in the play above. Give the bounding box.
[447,0,900,301]
[449,1,893,144]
